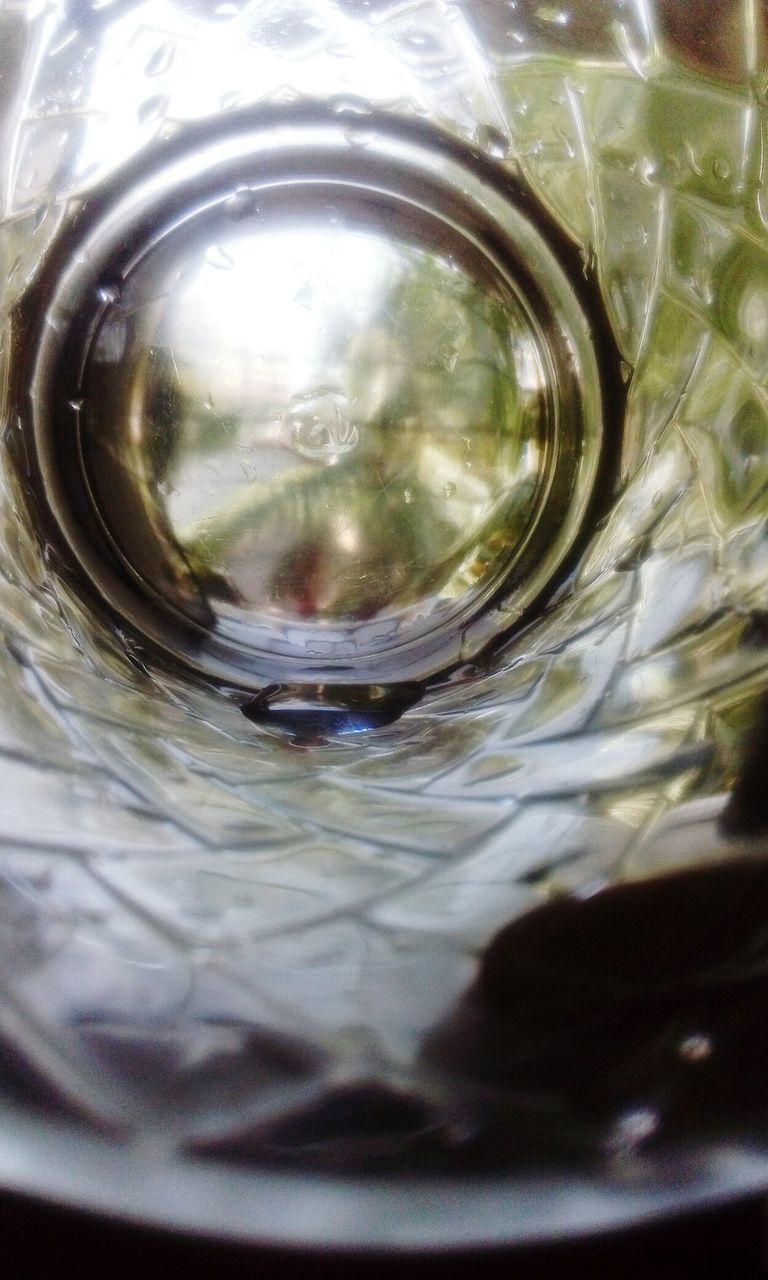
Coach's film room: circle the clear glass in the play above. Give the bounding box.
[0,0,767,1250]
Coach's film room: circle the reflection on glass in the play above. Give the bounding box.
[81,195,549,657]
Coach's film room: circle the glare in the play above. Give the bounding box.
[73,0,421,192]
[169,224,396,409]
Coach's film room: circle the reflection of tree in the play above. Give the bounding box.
[151,251,540,622]
[138,349,241,606]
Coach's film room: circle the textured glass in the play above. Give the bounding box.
[0,0,768,1250]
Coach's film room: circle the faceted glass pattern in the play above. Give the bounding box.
[0,0,768,1250]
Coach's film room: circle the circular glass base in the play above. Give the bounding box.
[29,113,606,687]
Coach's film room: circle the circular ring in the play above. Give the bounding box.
[27,110,608,688]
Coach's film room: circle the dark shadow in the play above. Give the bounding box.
[421,858,768,1164]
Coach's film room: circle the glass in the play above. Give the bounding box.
[0,0,767,1250]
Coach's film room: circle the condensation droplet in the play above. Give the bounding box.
[475,124,510,159]
[137,94,170,126]
[145,42,176,78]
[225,188,259,221]
[607,1106,660,1154]
[331,95,373,117]
[344,126,374,150]
[679,1034,712,1063]
[283,389,359,462]
[220,90,243,111]
[327,39,355,59]
[535,5,569,24]
[555,129,577,161]
[33,114,603,688]
[205,243,235,271]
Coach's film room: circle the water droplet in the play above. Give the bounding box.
[145,42,176,78]
[607,1106,660,1154]
[205,243,235,271]
[712,155,731,182]
[220,90,243,112]
[475,124,509,159]
[158,120,179,144]
[556,130,577,161]
[97,284,119,305]
[443,482,457,499]
[344,126,373,150]
[679,1033,712,1063]
[225,188,259,221]
[32,203,49,233]
[283,389,359,462]
[535,5,569,25]
[331,94,372,117]
[403,488,414,504]
[137,94,170,126]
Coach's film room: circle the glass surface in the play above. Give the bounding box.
[0,0,767,1250]
[82,201,545,638]
[93,210,542,606]
[28,115,604,685]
